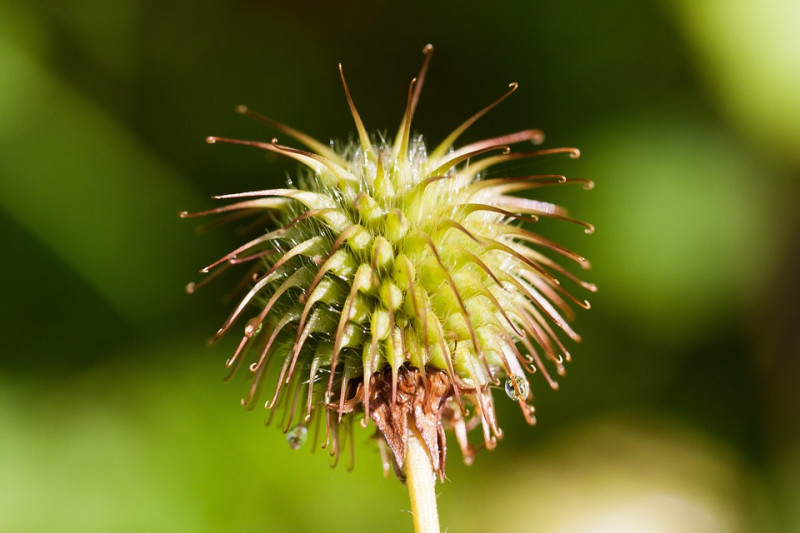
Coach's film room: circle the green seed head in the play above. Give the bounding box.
[183,45,595,478]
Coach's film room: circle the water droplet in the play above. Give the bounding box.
[244,317,262,338]
[286,425,307,450]
[504,375,529,401]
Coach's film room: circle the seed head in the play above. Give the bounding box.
[183,45,595,479]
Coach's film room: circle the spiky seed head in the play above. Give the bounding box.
[183,45,595,479]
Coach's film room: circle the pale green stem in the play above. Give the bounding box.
[405,428,441,533]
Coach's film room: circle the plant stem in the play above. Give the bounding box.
[405,428,441,533]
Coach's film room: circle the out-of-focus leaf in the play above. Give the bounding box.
[0,28,210,329]
[673,0,800,162]
[575,114,781,343]
[441,416,763,533]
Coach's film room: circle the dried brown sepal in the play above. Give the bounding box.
[369,366,452,481]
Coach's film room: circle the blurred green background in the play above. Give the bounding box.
[2,1,799,531]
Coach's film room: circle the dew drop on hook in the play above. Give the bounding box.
[286,425,308,450]
[504,375,529,401]
[244,317,262,338]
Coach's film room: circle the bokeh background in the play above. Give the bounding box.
[2,1,799,531]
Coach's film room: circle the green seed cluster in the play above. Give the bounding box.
[184,47,594,468]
